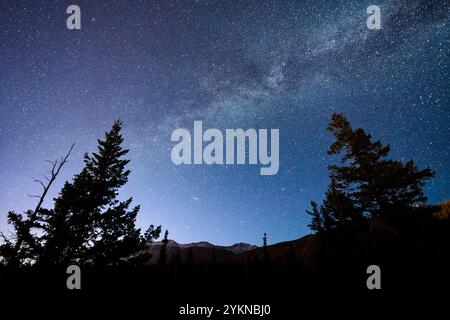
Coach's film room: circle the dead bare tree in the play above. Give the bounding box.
[0,144,75,265]
[28,143,75,218]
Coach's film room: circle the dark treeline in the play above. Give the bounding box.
[0,114,449,299]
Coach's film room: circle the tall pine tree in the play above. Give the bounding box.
[308,113,435,232]
[38,121,145,266]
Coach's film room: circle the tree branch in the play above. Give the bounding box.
[32,144,75,216]
[32,177,46,189]
[9,144,76,261]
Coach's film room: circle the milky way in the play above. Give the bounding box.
[1,0,449,245]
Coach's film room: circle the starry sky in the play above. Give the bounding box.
[0,0,449,246]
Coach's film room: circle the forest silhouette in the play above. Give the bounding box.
[0,114,449,299]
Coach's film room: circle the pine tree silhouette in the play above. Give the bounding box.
[158,230,169,267]
[38,121,146,266]
[262,232,270,263]
[39,168,97,265]
[144,225,162,243]
[307,113,435,232]
[306,201,323,232]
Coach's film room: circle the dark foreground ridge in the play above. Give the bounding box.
[1,200,449,299]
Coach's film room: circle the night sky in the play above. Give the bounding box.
[1,0,449,246]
